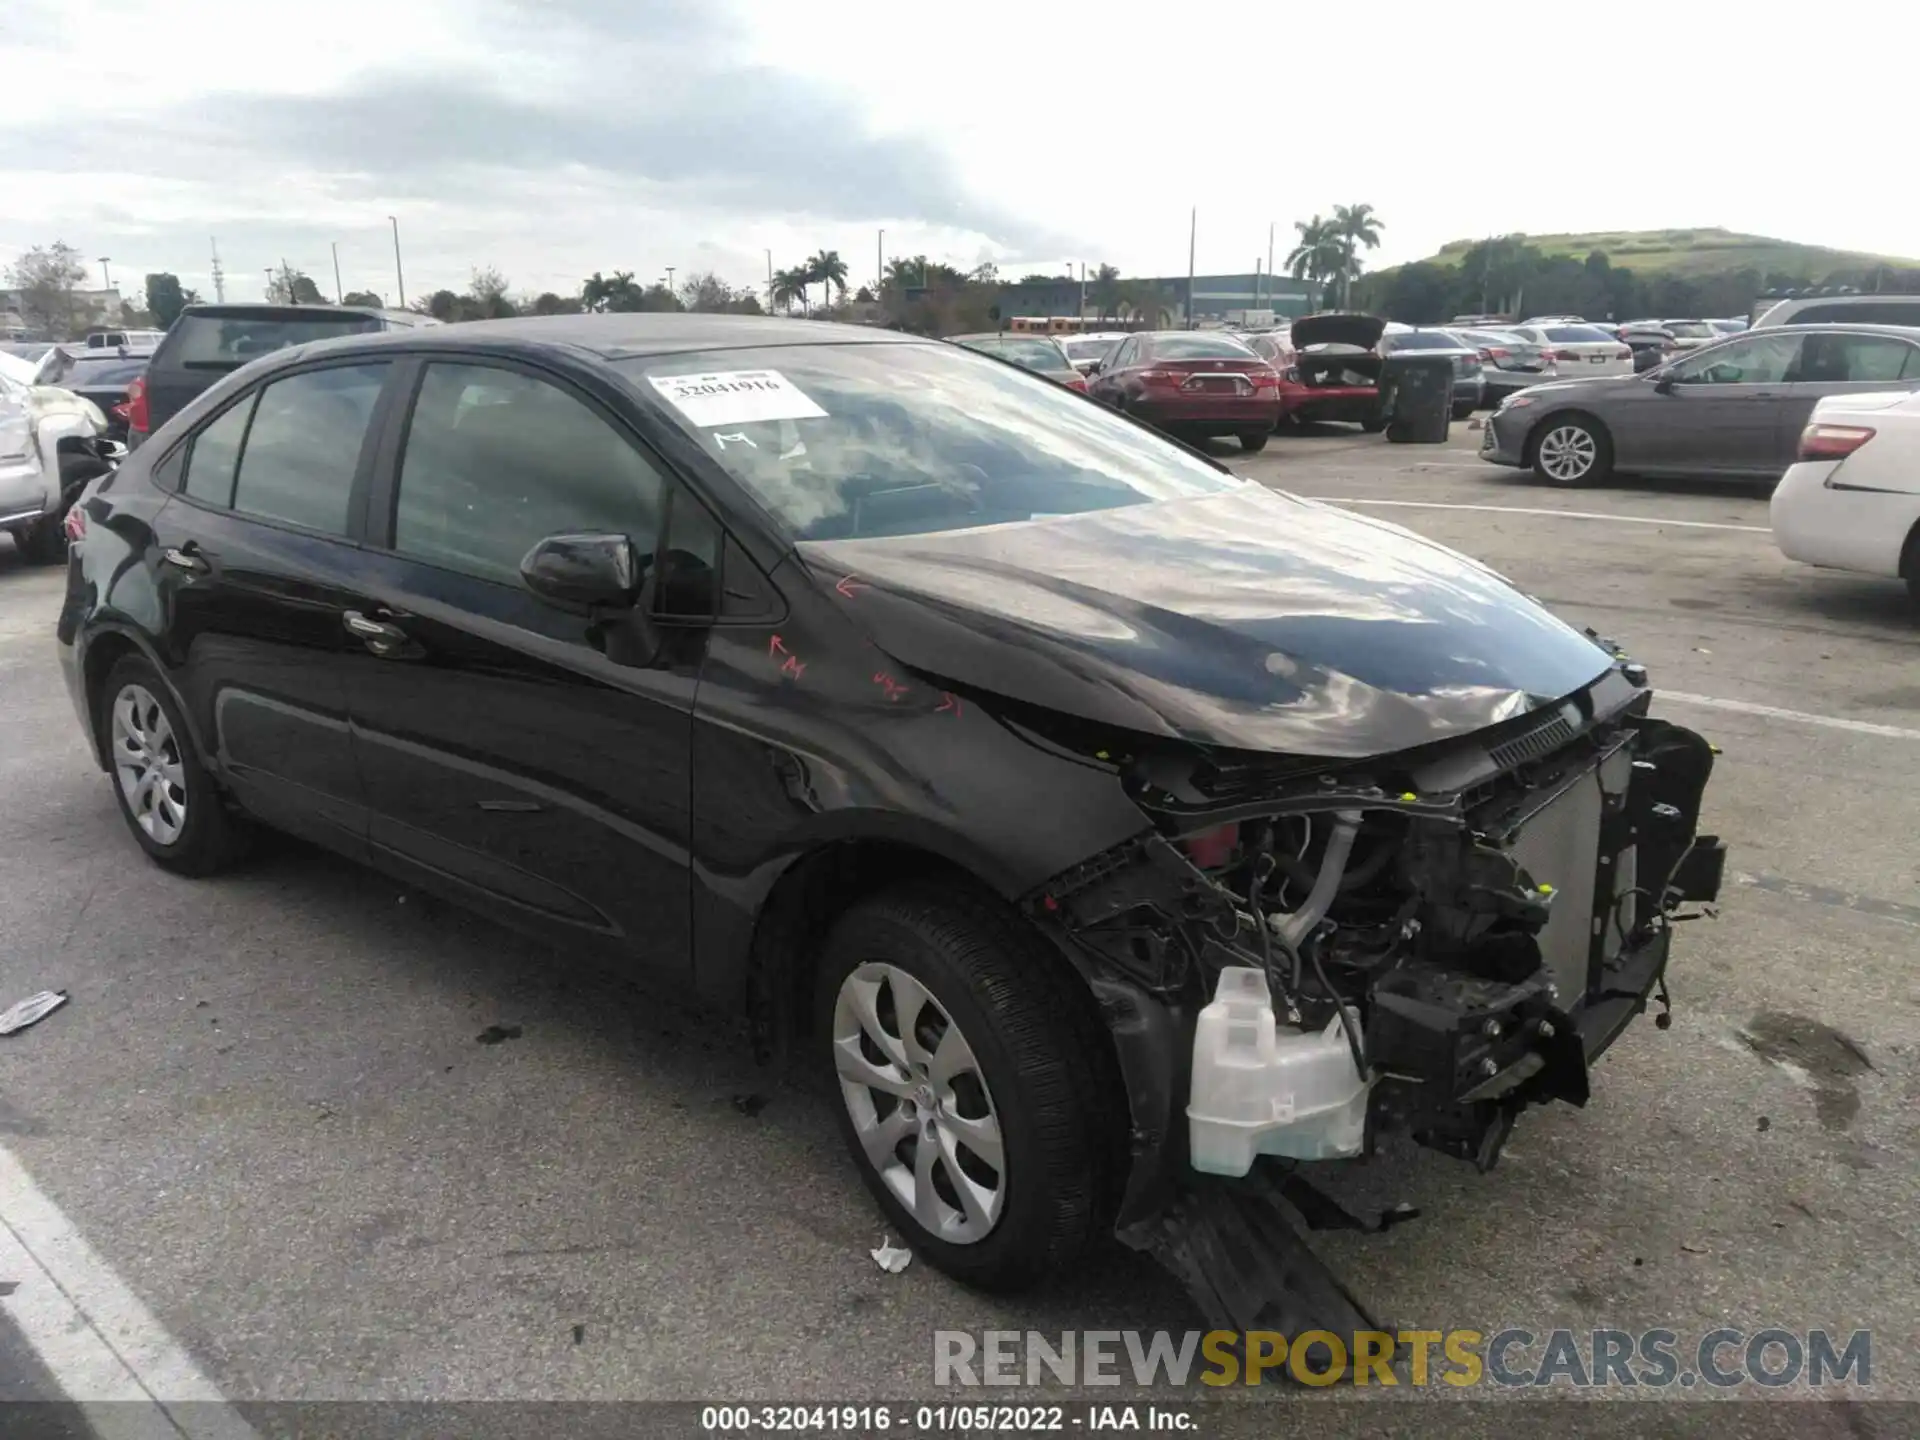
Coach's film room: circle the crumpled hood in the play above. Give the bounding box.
[799,484,1613,758]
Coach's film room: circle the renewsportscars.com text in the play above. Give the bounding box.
[933,1328,1871,1389]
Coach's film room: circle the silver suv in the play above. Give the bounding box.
[1752,293,1920,329]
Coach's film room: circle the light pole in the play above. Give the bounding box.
[332,242,343,303]
[877,229,884,298]
[98,257,112,292]
[1266,222,1274,310]
[1186,207,1197,329]
[388,216,405,308]
[766,249,774,312]
[665,266,676,297]
[264,267,275,300]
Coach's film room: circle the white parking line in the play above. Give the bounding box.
[1659,691,1920,741]
[0,1141,258,1439]
[1303,496,1771,533]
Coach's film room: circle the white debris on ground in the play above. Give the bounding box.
[0,990,69,1036]
[869,1237,912,1274]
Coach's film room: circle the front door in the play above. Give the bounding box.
[149,359,394,856]
[1653,332,1803,474]
[340,358,704,971]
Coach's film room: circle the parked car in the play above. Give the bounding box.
[1059,331,1129,375]
[128,302,437,448]
[1381,327,1484,418]
[1275,312,1387,430]
[1478,324,1920,485]
[1450,327,1559,404]
[1708,318,1747,335]
[1519,315,1588,326]
[948,332,1087,391]
[0,352,119,563]
[46,350,150,442]
[84,329,167,351]
[1507,323,1635,379]
[55,313,1723,1321]
[1655,320,1719,351]
[1086,329,1281,449]
[1752,293,1920,330]
[1615,323,1680,374]
[1771,388,1920,612]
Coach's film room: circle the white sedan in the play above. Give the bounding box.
[1507,323,1636,378]
[1771,389,1920,611]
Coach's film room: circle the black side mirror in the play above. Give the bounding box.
[1653,372,1680,394]
[520,532,641,609]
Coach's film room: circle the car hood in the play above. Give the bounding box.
[1289,313,1387,351]
[799,484,1613,759]
[1506,374,1642,401]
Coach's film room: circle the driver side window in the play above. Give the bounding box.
[1108,337,1138,370]
[1669,334,1801,385]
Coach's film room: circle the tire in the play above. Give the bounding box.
[816,883,1122,1292]
[1451,401,1476,422]
[1360,417,1387,434]
[97,655,245,876]
[20,456,112,566]
[1529,414,1613,485]
[1238,431,1270,453]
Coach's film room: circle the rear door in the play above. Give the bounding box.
[338,356,705,971]
[1653,333,1803,473]
[147,357,396,855]
[1779,333,1920,467]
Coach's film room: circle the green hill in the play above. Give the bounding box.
[1421,227,1920,280]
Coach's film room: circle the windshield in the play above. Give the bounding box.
[166,313,383,368]
[955,335,1069,371]
[620,342,1241,541]
[1061,336,1119,361]
[1148,334,1255,360]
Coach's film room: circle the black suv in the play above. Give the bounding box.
[128,303,434,448]
[56,314,1723,1339]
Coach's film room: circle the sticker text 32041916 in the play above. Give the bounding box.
[648,370,828,428]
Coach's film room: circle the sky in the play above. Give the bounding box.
[2,0,1914,308]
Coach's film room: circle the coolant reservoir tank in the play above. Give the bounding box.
[1187,966,1370,1176]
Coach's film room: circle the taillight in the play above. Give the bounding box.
[1799,423,1875,461]
[1614,347,1631,360]
[1548,349,1579,362]
[125,376,150,437]
[1476,348,1494,362]
[1064,374,1088,393]
[63,505,87,543]
[1138,368,1187,385]
[1251,368,1280,391]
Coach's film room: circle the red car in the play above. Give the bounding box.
[1250,313,1389,431]
[1085,330,1282,451]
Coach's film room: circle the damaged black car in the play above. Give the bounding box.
[55,314,1725,1333]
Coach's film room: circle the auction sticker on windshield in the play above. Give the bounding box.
[648,370,827,427]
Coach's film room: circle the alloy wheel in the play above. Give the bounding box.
[111,684,188,845]
[1537,425,1597,482]
[832,962,1005,1245]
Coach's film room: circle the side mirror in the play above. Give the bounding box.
[520,532,641,609]
[1083,361,1102,376]
[1653,372,1679,394]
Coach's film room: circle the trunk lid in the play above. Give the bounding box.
[1289,313,1388,352]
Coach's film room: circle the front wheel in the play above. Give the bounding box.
[1531,416,1612,485]
[1238,431,1270,453]
[817,884,1122,1292]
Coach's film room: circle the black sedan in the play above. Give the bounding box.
[43,350,150,441]
[57,314,1722,1335]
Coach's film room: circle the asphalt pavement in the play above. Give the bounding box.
[1,423,1914,1438]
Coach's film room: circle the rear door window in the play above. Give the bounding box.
[228,364,389,534]
[182,397,255,507]
[1795,334,1914,384]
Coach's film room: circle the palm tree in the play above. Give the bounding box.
[1332,203,1383,308]
[1089,263,1123,320]
[1117,280,1172,327]
[770,267,809,314]
[1286,216,1346,305]
[807,249,850,310]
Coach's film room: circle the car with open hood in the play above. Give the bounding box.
[0,349,119,563]
[56,314,1724,1339]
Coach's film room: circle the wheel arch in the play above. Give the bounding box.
[81,626,206,773]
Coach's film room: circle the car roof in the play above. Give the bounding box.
[285,312,923,362]
[173,301,431,327]
[1763,322,1920,337]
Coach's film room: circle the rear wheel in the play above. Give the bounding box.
[1238,431,1270,453]
[98,656,245,876]
[817,883,1122,1292]
[1530,415,1612,485]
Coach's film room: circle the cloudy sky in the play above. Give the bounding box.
[3,0,1912,307]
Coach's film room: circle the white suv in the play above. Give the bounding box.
[1753,294,1920,329]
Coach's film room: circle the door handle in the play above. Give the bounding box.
[343,609,410,650]
[161,543,209,573]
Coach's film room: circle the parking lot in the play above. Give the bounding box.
[2,422,1916,1437]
